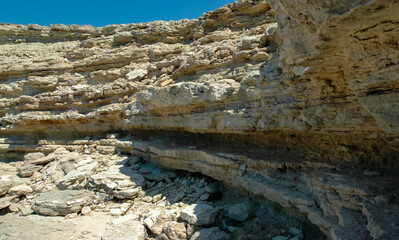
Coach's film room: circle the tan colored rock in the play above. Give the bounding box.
[0,1,398,239]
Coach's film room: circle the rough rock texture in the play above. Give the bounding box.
[32,190,93,216]
[0,0,398,239]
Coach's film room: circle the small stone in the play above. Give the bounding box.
[65,213,78,219]
[205,183,219,194]
[153,194,163,203]
[163,221,187,240]
[19,205,33,216]
[0,196,16,209]
[363,170,381,177]
[289,227,302,236]
[110,208,123,216]
[24,152,45,163]
[31,172,43,182]
[9,203,20,212]
[289,227,303,240]
[18,164,43,178]
[189,227,229,240]
[0,176,13,196]
[200,194,210,201]
[113,188,141,199]
[226,201,253,222]
[179,204,217,225]
[33,190,93,216]
[81,206,91,215]
[8,184,33,196]
[142,196,153,202]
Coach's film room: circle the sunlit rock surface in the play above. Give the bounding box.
[0,0,398,239]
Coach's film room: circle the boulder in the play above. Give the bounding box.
[179,204,217,225]
[32,190,93,216]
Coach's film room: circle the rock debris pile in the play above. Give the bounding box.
[0,148,324,240]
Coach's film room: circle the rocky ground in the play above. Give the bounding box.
[0,0,398,239]
[0,144,325,240]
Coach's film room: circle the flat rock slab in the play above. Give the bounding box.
[33,190,93,216]
[179,204,216,225]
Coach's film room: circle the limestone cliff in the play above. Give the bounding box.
[0,0,398,239]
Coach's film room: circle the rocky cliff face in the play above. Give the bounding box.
[0,0,398,239]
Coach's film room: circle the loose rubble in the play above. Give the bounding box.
[0,149,325,240]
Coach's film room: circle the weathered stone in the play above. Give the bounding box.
[18,164,43,178]
[32,190,93,216]
[163,221,187,240]
[24,152,45,163]
[81,206,91,215]
[225,201,253,222]
[8,184,33,196]
[112,187,141,199]
[0,196,16,209]
[189,227,229,240]
[102,221,146,240]
[0,176,12,196]
[56,158,98,189]
[179,204,217,225]
[90,164,144,192]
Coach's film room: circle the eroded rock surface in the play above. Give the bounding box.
[0,0,398,239]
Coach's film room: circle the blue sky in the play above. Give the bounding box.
[0,0,235,27]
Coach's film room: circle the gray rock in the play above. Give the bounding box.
[102,221,146,240]
[90,164,144,192]
[32,190,93,216]
[112,187,141,199]
[56,159,98,189]
[0,176,13,195]
[226,201,253,222]
[204,182,219,194]
[24,152,45,163]
[18,164,43,177]
[141,164,176,182]
[1,175,28,195]
[163,221,187,240]
[289,227,303,238]
[180,204,217,225]
[190,227,229,240]
[0,196,16,209]
[8,184,33,196]
[30,154,56,165]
